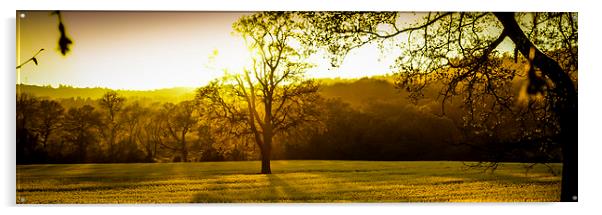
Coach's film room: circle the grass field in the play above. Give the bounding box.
[16,160,562,203]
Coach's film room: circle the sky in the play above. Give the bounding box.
[16,11,401,90]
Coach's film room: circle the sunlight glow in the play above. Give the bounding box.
[17,11,397,90]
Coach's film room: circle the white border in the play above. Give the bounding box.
[3,1,601,215]
[8,0,581,11]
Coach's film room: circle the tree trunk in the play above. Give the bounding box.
[153,140,158,160]
[109,131,115,158]
[260,140,272,174]
[494,12,578,202]
[42,132,49,149]
[260,123,273,174]
[181,132,188,162]
[181,147,188,162]
[78,135,86,163]
[260,93,275,174]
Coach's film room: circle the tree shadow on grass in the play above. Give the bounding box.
[17,163,226,196]
[197,163,562,203]
[360,164,562,202]
[17,161,562,203]
[191,173,311,203]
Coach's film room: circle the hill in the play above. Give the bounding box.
[18,76,413,107]
[318,77,406,109]
[18,84,197,103]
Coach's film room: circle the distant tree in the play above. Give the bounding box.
[196,12,321,174]
[279,97,464,161]
[16,93,40,163]
[162,101,197,162]
[195,124,223,161]
[16,94,39,131]
[118,101,148,162]
[140,105,167,162]
[63,105,102,162]
[303,12,577,201]
[284,98,356,160]
[32,100,64,149]
[99,90,126,159]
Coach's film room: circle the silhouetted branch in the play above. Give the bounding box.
[16,49,44,69]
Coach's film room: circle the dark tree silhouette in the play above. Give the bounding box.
[303,12,577,201]
[99,91,126,158]
[63,105,102,162]
[16,93,40,163]
[32,100,64,149]
[140,105,167,162]
[162,101,198,162]
[120,101,148,161]
[495,13,577,202]
[196,12,321,174]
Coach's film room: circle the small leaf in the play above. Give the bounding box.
[32,57,38,65]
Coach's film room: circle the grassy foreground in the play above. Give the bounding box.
[16,160,561,203]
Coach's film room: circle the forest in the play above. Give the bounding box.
[17,65,564,165]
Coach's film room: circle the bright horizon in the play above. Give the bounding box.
[16,11,405,90]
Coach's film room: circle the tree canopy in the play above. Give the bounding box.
[301,11,577,202]
[196,12,321,174]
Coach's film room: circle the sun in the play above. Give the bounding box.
[207,37,253,78]
[17,11,397,90]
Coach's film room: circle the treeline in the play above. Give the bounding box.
[17,78,560,164]
[19,84,195,103]
[17,91,221,164]
[275,98,468,160]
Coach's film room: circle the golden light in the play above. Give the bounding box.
[16,11,401,90]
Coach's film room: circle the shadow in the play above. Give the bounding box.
[190,161,561,203]
[265,174,310,201]
[17,162,218,203]
[19,161,276,203]
[17,161,562,203]
[191,173,310,203]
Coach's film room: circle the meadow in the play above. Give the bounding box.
[16,160,562,203]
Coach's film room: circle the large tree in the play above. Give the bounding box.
[196,12,320,174]
[302,12,577,201]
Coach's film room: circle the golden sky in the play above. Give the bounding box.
[17,11,402,90]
